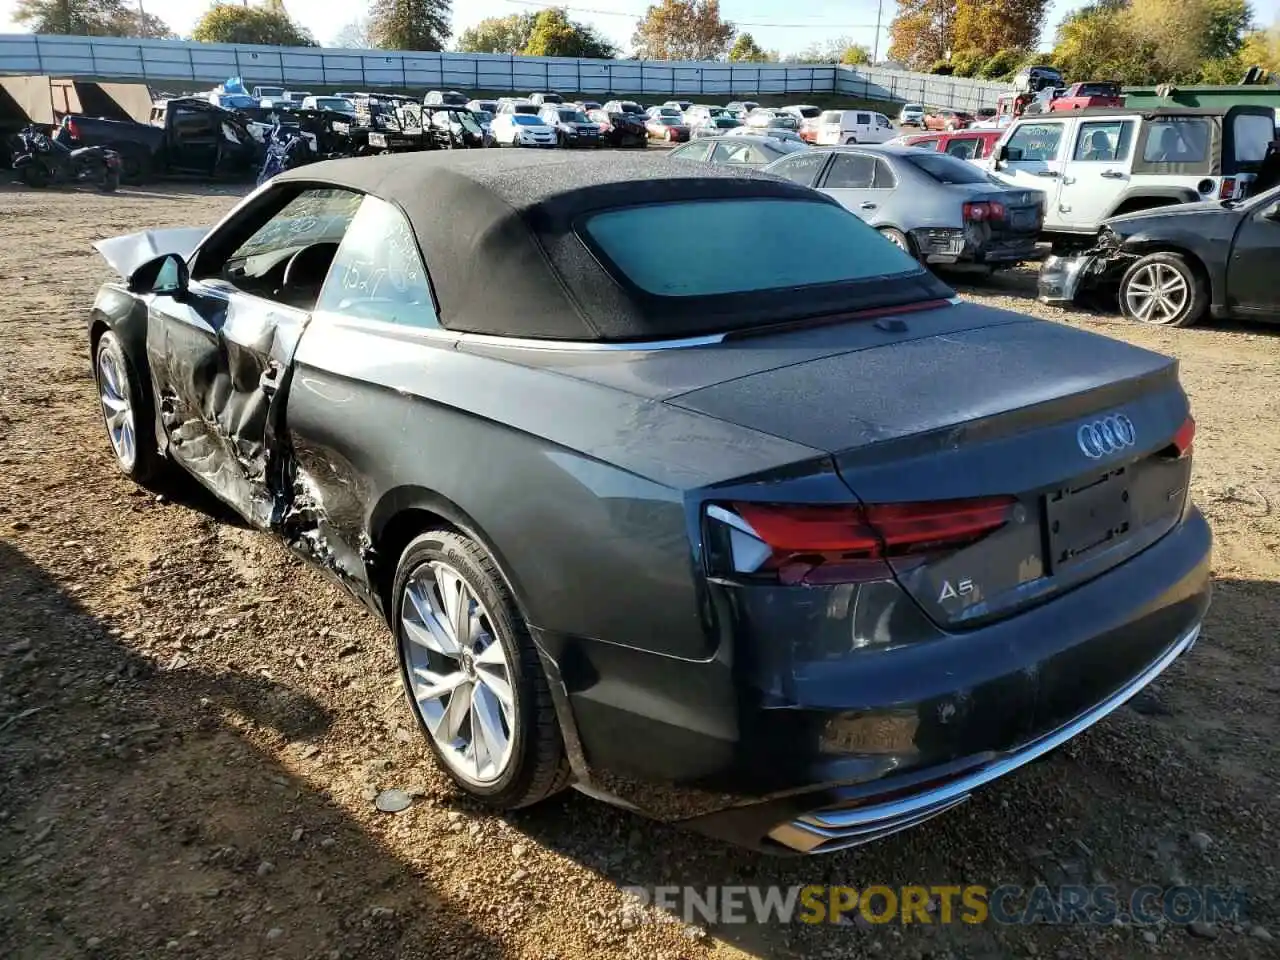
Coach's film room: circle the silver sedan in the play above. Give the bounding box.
[764,144,1046,267]
[668,134,808,169]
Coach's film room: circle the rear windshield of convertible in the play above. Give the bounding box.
[581,198,924,297]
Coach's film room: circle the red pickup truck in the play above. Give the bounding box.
[1048,81,1125,112]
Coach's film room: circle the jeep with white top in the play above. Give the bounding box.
[987,105,1277,246]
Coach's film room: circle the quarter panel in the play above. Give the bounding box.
[285,317,821,656]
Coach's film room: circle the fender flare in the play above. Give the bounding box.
[1104,187,1201,220]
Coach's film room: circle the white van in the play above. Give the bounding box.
[815,109,896,145]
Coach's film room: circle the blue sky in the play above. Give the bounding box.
[1,0,1278,56]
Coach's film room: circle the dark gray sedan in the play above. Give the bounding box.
[88,151,1209,853]
[765,144,1047,266]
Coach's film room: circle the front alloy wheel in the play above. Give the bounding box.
[1119,252,1206,327]
[94,329,166,485]
[393,530,570,808]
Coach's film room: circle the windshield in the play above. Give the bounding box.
[657,107,681,117]
[220,94,256,108]
[314,98,353,111]
[903,103,922,111]
[656,116,682,125]
[582,199,922,299]
[474,110,493,123]
[906,152,994,184]
[713,117,741,128]
[620,102,642,113]
[557,109,590,123]
[511,115,542,126]
[796,107,821,119]
[258,87,284,98]
[513,104,539,114]
[1076,83,1120,97]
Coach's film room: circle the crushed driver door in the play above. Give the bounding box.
[147,185,363,527]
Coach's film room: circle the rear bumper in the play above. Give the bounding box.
[539,507,1212,852]
[911,226,1041,265]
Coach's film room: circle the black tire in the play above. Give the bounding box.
[844,136,857,145]
[20,163,49,188]
[98,168,119,192]
[393,530,571,810]
[1118,252,1207,328]
[93,329,168,486]
[116,147,150,185]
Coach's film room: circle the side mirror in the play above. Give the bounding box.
[128,253,189,298]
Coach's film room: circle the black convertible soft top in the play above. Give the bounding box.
[276,150,951,341]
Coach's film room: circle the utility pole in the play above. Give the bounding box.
[872,0,882,64]
[138,0,146,37]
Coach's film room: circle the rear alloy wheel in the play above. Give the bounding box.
[1119,252,1207,327]
[877,226,914,257]
[94,329,166,485]
[393,530,570,809]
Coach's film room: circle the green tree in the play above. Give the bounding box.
[191,2,317,46]
[840,43,871,65]
[792,36,870,64]
[369,0,452,52]
[1238,24,1280,71]
[949,46,985,76]
[728,32,776,62]
[888,0,957,70]
[631,0,736,61]
[979,47,1022,78]
[14,0,173,37]
[457,13,536,54]
[522,8,616,58]
[930,58,955,74]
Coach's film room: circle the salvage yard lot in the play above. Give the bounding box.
[1,182,1278,960]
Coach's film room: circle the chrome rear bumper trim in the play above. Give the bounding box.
[769,621,1201,854]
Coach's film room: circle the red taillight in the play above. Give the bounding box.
[65,118,81,139]
[963,200,1006,222]
[1219,178,1236,200]
[1171,415,1195,458]
[722,497,1016,585]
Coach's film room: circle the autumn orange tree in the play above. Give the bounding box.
[631,0,736,61]
[888,0,1048,71]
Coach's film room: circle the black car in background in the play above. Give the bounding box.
[588,109,647,147]
[1040,182,1280,327]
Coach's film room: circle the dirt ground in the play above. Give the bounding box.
[1,182,1278,960]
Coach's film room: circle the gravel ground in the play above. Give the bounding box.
[1,182,1278,960]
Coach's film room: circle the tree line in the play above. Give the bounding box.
[888,0,1279,85]
[15,0,1280,83]
[14,0,868,64]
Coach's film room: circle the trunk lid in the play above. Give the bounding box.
[667,317,1192,627]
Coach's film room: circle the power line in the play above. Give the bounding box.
[498,0,888,29]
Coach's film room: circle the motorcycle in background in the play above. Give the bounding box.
[10,125,121,191]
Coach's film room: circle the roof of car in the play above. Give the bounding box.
[275,150,871,342]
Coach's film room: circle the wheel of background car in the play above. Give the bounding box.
[844,136,857,144]
[393,529,571,809]
[98,167,119,193]
[94,329,166,486]
[1119,252,1207,328]
[20,163,50,188]
[116,145,150,184]
[877,226,915,258]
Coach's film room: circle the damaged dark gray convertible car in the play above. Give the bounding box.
[89,151,1211,854]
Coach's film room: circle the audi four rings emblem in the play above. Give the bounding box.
[1077,414,1136,458]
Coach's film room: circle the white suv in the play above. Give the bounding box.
[988,106,1277,237]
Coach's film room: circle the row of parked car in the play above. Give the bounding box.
[666,102,1280,328]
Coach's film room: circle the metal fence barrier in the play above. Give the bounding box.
[0,34,1011,108]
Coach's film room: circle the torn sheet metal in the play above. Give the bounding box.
[93,227,210,280]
